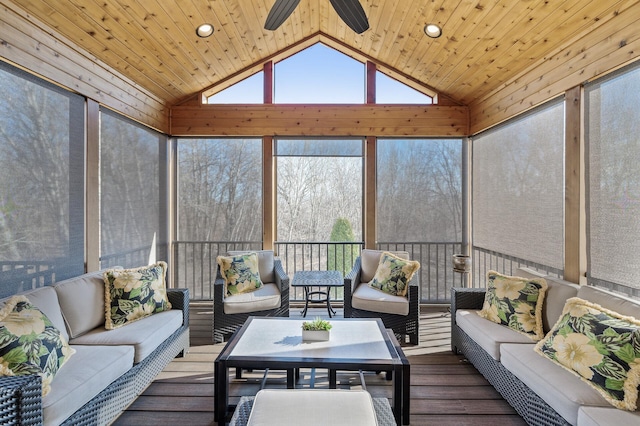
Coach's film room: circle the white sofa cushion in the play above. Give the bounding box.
[247,389,379,426]
[360,249,409,283]
[223,283,281,315]
[577,406,640,426]
[352,282,409,316]
[53,269,109,339]
[515,268,580,332]
[501,343,610,425]
[576,285,640,319]
[17,286,70,342]
[456,309,532,360]
[43,344,134,426]
[540,276,581,332]
[69,310,182,363]
[227,250,275,284]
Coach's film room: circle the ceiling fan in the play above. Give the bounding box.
[265,0,369,34]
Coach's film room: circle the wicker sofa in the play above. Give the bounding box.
[451,267,640,426]
[0,268,190,426]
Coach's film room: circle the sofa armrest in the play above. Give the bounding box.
[0,375,43,425]
[343,257,362,317]
[168,288,190,327]
[273,259,290,292]
[450,287,486,317]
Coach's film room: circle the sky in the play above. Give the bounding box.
[207,44,433,104]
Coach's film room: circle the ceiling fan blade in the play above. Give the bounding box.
[329,0,369,34]
[265,0,301,31]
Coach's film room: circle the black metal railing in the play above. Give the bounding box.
[172,240,464,304]
[471,246,562,287]
[0,261,56,298]
[172,241,262,300]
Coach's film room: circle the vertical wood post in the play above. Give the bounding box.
[264,61,273,104]
[364,136,377,249]
[263,136,275,251]
[86,99,100,272]
[564,85,585,284]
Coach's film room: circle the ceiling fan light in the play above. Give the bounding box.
[424,24,442,38]
[196,23,214,38]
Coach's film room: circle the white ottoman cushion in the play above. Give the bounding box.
[247,389,378,426]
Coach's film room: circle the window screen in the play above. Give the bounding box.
[586,63,640,297]
[0,61,85,295]
[473,99,565,272]
[100,110,168,269]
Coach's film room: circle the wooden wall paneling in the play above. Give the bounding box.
[170,104,469,136]
[16,0,185,102]
[564,86,585,284]
[0,1,169,132]
[469,3,640,134]
[424,0,533,95]
[411,0,476,82]
[263,136,275,251]
[86,99,100,272]
[458,0,602,104]
[364,136,377,249]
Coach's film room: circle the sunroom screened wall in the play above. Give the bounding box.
[0,61,85,296]
[585,62,640,298]
[100,110,169,269]
[472,99,565,282]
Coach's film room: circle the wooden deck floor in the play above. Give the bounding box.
[113,304,526,426]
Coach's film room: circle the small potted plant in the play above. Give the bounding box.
[302,317,332,341]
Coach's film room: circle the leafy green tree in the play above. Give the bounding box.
[327,218,359,275]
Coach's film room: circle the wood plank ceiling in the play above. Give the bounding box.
[9,0,637,107]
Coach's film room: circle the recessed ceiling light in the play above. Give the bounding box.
[424,24,442,38]
[196,23,214,38]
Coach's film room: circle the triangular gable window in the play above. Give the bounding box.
[376,72,433,104]
[205,43,436,105]
[274,44,364,104]
[207,71,264,104]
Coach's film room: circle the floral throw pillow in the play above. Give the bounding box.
[0,296,75,396]
[477,270,547,340]
[217,253,264,297]
[103,261,172,330]
[368,252,420,297]
[535,297,640,411]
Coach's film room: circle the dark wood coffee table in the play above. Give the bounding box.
[214,317,410,425]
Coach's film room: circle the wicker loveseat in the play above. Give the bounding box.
[451,267,640,426]
[0,268,190,426]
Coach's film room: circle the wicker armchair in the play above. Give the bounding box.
[213,250,290,343]
[344,250,420,344]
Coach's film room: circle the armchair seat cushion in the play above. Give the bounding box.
[223,283,281,315]
[352,283,409,316]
